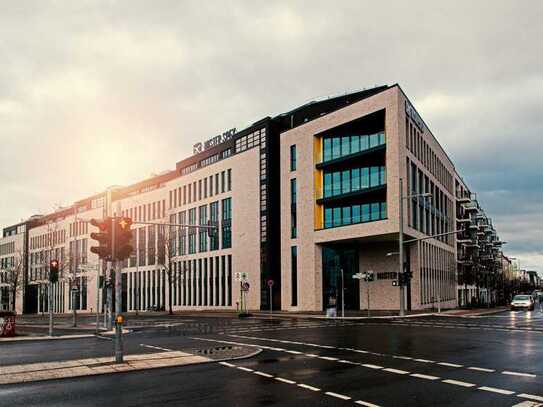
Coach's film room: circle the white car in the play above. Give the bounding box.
[511,295,535,311]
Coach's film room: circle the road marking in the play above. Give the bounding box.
[518,394,543,402]
[468,367,495,372]
[503,371,537,378]
[512,401,543,407]
[362,364,384,370]
[275,377,296,384]
[286,350,303,355]
[237,366,253,372]
[140,344,174,352]
[383,368,410,375]
[253,371,274,378]
[319,356,339,361]
[339,360,359,365]
[325,391,351,400]
[355,401,381,407]
[478,386,515,395]
[219,362,235,367]
[297,383,320,391]
[413,358,434,363]
[305,354,319,358]
[410,373,440,380]
[437,362,463,368]
[442,379,476,387]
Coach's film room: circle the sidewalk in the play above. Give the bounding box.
[438,306,509,317]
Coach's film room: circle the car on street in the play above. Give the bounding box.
[511,294,535,311]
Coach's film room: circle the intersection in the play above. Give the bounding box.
[1,310,543,406]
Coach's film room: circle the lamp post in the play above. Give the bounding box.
[398,177,432,317]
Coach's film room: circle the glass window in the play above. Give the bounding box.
[342,206,351,225]
[332,138,341,159]
[370,167,380,187]
[333,207,341,227]
[341,136,350,156]
[362,204,370,222]
[342,170,351,194]
[370,133,379,148]
[323,138,332,162]
[291,246,298,306]
[324,207,333,229]
[371,203,380,221]
[380,202,387,219]
[324,173,332,197]
[350,135,360,154]
[352,205,361,223]
[332,172,341,196]
[290,145,297,171]
[380,166,386,185]
[361,168,370,189]
[379,132,386,145]
[351,168,361,191]
[360,135,369,151]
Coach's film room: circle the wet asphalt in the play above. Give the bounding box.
[1,310,543,406]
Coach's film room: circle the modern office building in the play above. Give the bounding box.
[0,84,513,314]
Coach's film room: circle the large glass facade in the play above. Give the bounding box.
[323,132,385,162]
[323,166,385,198]
[324,202,387,229]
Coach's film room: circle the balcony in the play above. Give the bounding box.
[316,183,386,205]
[316,143,385,170]
[463,201,479,213]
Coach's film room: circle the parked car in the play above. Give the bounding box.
[511,295,535,311]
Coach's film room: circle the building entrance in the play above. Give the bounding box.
[322,246,359,312]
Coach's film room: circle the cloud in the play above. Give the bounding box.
[0,1,542,271]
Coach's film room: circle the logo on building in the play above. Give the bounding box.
[405,100,424,131]
[193,128,237,155]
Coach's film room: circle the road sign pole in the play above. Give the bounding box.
[269,285,272,316]
[341,269,345,318]
[367,278,371,317]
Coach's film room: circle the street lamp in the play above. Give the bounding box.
[398,177,432,317]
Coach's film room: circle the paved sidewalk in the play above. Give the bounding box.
[439,306,509,317]
[0,351,211,385]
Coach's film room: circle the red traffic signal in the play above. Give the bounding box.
[90,217,113,260]
[49,259,59,283]
[115,217,133,261]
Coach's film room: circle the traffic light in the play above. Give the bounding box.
[115,217,133,261]
[49,259,59,283]
[90,217,113,260]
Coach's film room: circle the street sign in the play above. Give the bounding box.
[235,272,241,281]
[352,272,364,280]
[240,272,248,282]
[267,279,274,287]
[241,282,250,291]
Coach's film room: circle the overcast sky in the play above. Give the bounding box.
[1,1,542,272]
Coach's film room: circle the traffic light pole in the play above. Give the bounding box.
[48,281,53,336]
[112,217,124,364]
[399,179,405,317]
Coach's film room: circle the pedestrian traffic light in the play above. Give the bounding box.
[115,217,133,261]
[90,217,113,260]
[49,259,59,283]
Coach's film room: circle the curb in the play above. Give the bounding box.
[0,334,95,342]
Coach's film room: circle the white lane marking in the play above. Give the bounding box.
[254,371,274,378]
[339,360,359,365]
[442,379,476,387]
[383,368,410,375]
[355,401,381,407]
[325,391,351,400]
[275,377,296,384]
[319,356,339,361]
[286,350,303,355]
[468,366,495,373]
[305,354,319,358]
[437,362,463,368]
[362,364,384,370]
[503,371,537,378]
[269,347,286,352]
[512,401,543,407]
[219,362,235,367]
[478,386,515,395]
[393,356,412,360]
[140,344,174,352]
[237,366,253,372]
[413,358,435,363]
[410,373,440,380]
[298,383,320,391]
[518,394,543,402]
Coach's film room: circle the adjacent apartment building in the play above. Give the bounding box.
[0,84,510,314]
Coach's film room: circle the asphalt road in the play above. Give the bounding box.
[1,310,543,406]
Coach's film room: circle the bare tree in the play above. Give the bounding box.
[157,223,184,315]
[0,250,24,312]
